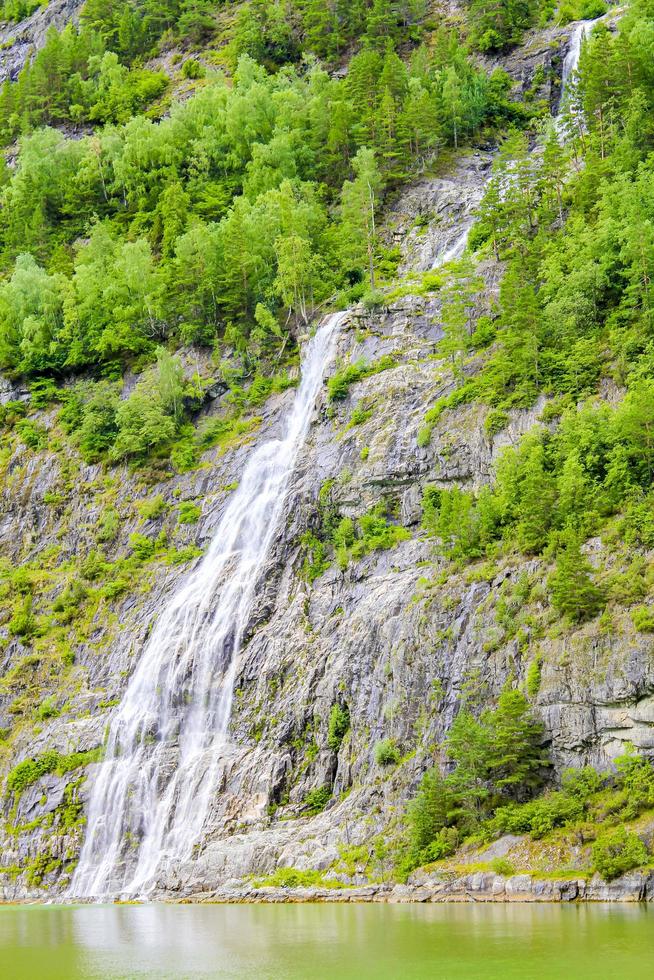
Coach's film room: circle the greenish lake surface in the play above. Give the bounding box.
[0,902,652,979]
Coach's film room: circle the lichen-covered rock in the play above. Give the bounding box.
[1,19,653,904]
[0,0,84,83]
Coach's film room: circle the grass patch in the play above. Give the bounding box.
[252,867,345,889]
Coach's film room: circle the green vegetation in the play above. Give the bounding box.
[327,703,350,752]
[591,827,649,881]
[406,745,654,881]
[136,495,168,521]
[302,496,410,581]
[6,747,101,797]
[463,0,549,53]
[328,355,397,401]
[3,0,654,897]
[0,22,511,383]
[0,0,527,490]
[177,501,202,524]
[303,785,332,814]
[414,7,654,703]
[374,738,400,766]
[252,867,343,889]
[423,385,654,568]
[0,0,42,22]
[406,688,546,868]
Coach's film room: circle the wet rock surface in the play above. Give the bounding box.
[1,16,652,903]
[0,0,84,82]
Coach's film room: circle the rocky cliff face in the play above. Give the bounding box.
[0,0,84,82]
[2,16,652,902]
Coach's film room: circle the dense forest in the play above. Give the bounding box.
[0,0,532,465]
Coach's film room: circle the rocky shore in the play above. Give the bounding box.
[186,870,654,905]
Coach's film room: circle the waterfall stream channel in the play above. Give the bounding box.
[70,15,600,902]
[71,312,346,899]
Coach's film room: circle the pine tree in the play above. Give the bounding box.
[407,769,454,851]
[514,443,556,553]
[340,147,383,288]
[347,48,383,145]
[542,122,569,225]
[301,0,340,59]
[549,530,605,622]
[438,270,474,377]
[155,181,189,258]
[484,688,547,797]
[365,0,397,50]
[445,710,492,825]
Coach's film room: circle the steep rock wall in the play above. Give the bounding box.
[0,0,84,82]
[2,17,652,901]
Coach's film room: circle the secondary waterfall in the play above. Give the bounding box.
[561,18,592,93]
[557,15,603,130]
[71,311,346,899]
[428,18,594,272]
[430,222,474,270]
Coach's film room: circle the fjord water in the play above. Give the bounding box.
[71,312,345,900]
[1,904,652,979]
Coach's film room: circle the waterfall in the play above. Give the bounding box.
[70,311,346,899]
[430,221,474,270]
[69,16,604,903]
[557,16,604,128]
[561,19,591,94]
[428,15,602,273]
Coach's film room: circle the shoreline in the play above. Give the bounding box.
[3,869,654,906]
[180,870,654,905]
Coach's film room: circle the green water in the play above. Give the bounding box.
[0,903,652,979]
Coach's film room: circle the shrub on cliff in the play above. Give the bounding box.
[592,827,649,881]
[327,703,350,752]
[375,739,400,766]
[303,785,332,814]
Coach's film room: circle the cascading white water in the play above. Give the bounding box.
[430,222,473,270]
[429,15,601,273]
[557,16,603,129]
[70,311,346,899]
[561,19,591,93]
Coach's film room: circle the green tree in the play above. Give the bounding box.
[75,382,120,462]
[512,443,556,553]
[445,709,493,826]
[274,234,319,324]
[112,383,177,460]
[549,530,605,622]
[485,688,548,796]
[441,66,464,150]
[155,346,185,421]
[340,147,383,288]
[407,769,455,851]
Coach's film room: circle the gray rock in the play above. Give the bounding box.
[0,0,84,83]
[1,17,652,904]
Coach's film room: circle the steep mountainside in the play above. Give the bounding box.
[2,0,654,902]
[0,0,84,82]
